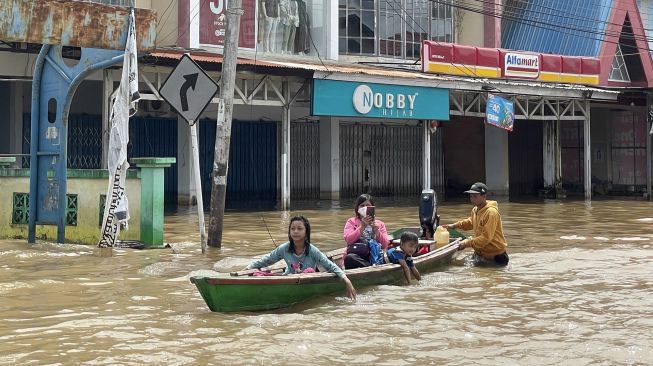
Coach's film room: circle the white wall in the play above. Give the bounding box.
[146,0,180,47]
[456,0,485,46]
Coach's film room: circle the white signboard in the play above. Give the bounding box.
[159,54,218,123]
[504,52,540,79]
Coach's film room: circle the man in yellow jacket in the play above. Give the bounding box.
[442,182,509,266]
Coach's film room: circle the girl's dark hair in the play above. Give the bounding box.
[288,215,311,254]
[354,193,374,216]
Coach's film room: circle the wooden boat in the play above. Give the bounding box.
[190,237,462,312]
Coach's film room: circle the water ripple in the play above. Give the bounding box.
[0,201,652,365]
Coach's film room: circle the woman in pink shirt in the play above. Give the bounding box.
[343,194,390,269]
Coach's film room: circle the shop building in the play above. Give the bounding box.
[0,0,651,214]
[502,0,653,198]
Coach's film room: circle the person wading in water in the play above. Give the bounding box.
[441,182,509,266]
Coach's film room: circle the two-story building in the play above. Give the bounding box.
[0,0,650,212]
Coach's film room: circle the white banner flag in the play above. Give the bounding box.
[99,9,140,248]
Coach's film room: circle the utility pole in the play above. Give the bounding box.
[208,0,243,247]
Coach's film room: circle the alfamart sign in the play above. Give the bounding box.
[504,52,539,79]
[312,80,449,120]
[421,41,600,85]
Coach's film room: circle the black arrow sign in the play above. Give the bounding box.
[180,73,198,112]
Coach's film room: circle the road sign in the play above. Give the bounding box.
[159,54,218,124]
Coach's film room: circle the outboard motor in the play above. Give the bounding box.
[418,189,440,239]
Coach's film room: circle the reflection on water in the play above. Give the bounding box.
[1,199,652,365]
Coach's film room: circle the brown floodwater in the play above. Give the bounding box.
[1,198,652,365]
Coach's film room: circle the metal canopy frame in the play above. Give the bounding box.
[138,68,310,107]
[450,90,588,121]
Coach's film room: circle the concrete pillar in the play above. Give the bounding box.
[584,101,592,200]
[281,82,291,210]
[555,121,562,189]
[326,1,339,60]
[483,0,502,48]
[189,0,200,49]
[484,124,509,196]
[319,116,340,200]
[132,157,176,247]
[177,117,194,205]
[543,120,557,187]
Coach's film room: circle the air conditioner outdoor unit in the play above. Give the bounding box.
[142,99,170,113]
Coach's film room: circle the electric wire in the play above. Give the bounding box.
[445,0,653,62]
[501,0,653,46]
[506,0,653,24]
[156,0,177,45]
[384,0,479,76]
[433,0,653,54]
[448,0,642,44]
[159,0,205,48]
[501,0,653,34]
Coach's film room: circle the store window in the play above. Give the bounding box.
[200,0,329,58]
[338,0,376,54]
[609,44,631,82]
[340,0,454,58]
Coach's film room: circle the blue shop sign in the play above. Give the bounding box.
[485,93,514,131]
[311,79,450,120]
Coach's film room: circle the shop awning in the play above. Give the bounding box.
[146,49,619,101]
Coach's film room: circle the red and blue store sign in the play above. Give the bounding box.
[421,41,600,85]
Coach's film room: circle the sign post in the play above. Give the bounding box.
[159,54,218,253]
[189,121,206,252]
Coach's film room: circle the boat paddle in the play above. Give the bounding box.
[261,215,277,247]
[226,216,280,277]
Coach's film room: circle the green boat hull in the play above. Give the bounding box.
[190,240,460,312]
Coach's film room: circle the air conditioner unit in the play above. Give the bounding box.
[142,99,170,113]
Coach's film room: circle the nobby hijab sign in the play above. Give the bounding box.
[312,79,449,121]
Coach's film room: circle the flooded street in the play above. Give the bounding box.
[1,199,652,365]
